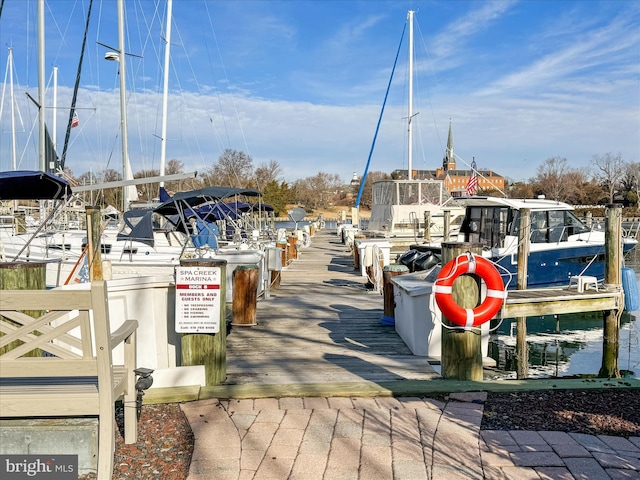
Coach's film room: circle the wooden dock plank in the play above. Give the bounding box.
[223,230,440,386]
[502,286,621,317]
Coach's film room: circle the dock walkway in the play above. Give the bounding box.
[223,229,439,387]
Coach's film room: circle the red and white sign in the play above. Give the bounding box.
[175,266,222,333]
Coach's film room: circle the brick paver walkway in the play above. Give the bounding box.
[181,393,640,480]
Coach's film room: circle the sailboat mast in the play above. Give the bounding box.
[159,0,173,189]
[38,0,45,171]
[407,10,414,180]
[7,48,17,170]
[117,0,136,210]
[52,67,58,152]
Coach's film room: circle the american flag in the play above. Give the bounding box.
[466,158,478,195]
[71,111,79,128]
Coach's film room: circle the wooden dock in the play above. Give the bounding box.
[222,230,440,386]
[502,285,621,318]
[144,228,640,402]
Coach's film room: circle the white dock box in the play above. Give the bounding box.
[391,268,490,360]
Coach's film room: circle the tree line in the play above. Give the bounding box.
[504,154,638,207]
[63,150,638,215]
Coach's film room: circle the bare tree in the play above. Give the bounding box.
[506,180,535,199]
[253,160,283,191]
[620,161,639,209]
[134,169,160,201]
[166,159,184,175]
[293,172,343,210]
[532,157,568,201]
[356,171,390,209]
[163,159,193,194]
[592,152,626,204]
[100,169,123,208]
[203,149,253,187]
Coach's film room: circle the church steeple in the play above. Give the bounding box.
[442,119,456,171]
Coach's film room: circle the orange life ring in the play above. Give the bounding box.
[434,253,506,328]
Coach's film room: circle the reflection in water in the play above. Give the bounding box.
[488,247,640,379]
[488,311,638,378]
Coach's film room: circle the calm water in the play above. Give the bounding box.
[488,247,640,379]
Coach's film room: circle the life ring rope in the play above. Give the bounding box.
[434,252,507,329]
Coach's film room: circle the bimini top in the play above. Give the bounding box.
[154,186,262,216]
[0,170,73,201]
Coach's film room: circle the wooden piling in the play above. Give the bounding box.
[14,211,26,234]
[383,264,409,317]
[270,269,281,289]
[443,210,451,242]
[86,206,103,281]
[441,242,484,381]
[516,208,531,379]
[423,211,431,242]
[179,259,227,386]
[0,261,46,356]
[599,204,622,378]
[287,235,298,262]
[232,265,259,327]
[276,242,288,268]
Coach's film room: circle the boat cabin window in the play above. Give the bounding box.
[461,206,511,248]
[517,210,591,244]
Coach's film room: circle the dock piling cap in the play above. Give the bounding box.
[384,264,409,272]
[236,264,259,271]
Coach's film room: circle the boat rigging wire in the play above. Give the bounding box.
[61,0,93,170]
[355,21,407,208]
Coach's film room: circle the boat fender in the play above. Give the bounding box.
[622,267,639,312]
[433,253,507,328]
[301,232,312,248]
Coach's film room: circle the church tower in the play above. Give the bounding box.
[442,120,456,171]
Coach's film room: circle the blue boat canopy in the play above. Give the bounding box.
[153,186,262,216]
[0,170,73,200]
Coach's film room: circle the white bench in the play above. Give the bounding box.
[0,280,139,479]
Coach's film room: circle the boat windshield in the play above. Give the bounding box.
[461,206,511,248]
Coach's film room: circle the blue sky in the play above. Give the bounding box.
[0,0,638,186]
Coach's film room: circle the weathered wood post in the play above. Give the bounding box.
[516,208,531,379]
[276,241,288,269]
[382,264,409,318]
[441,242,484,381]
[14,211,27,234]
[423,211,431,242]
[0,261,46,356]
[178,259,227,386]
[270,268,281,290]
[443,210,451,242]
[287,234,298,262]
[231,264,259,327]
[86,206,103,281]
[599,204,623,378]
